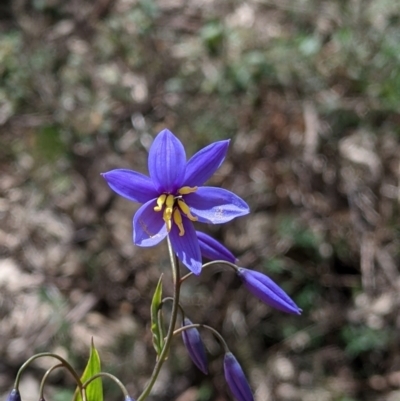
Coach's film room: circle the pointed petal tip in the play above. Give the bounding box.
[224,352,254,401]
[158,127,175,135]
[149,128,186,193]
[182,318,208,374]
[190,264,202,275]
[184,139,231,186]
[237,268,301,315]
[101,169,158,203]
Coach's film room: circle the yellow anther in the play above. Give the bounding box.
[154,194,167,211]
[163,208,172,231]
[164,194,175,218]
[177,199,198,222]
[173,209,185,236]
[162,194,175,231]
[178,186,198,195]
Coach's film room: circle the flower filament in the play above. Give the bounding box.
[154,186,198,236]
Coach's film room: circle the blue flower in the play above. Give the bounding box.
[224,352,254,401]
[196,232,301,314]
[102,129,249,274]
[237,268,301,315]
[6,389,21,401]
[181,318,208,374]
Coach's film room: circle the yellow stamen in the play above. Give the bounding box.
[178,186,198,195]
[173,209,185,236]
[164,195,175,219]
[177,199,198,222]
[154,194,167,211]
[154,191,197,234]
[163,208,172,231]
[162,194,175,231]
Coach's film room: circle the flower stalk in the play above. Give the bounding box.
[39,364,63,401]
[13,353,83,396]
[174,323,230,354]
[82,372,131,400]
[136,237,181,401]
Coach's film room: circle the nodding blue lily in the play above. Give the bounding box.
[224,352,254,401]
[196,231,301,314]
[237,267,302,315]
[6,389,21,401]
[102,129,249,274]
[181,318,208,374]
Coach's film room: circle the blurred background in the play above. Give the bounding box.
[1,0,400,400]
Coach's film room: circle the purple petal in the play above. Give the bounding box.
[182,318,208,374]
[6,389,21,401]
[148,129,186,193]
[133,199,168,246]
[237,268,301,315]
[169,218,202,275]
[185,187,249,224]
[184,140,230,186]
[102,169,158,204]
[224,353,254,401]
[196,231,236,263]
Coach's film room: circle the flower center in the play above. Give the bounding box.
[153,186,198,236]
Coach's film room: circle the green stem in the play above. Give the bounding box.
[174,323,230,353]
[82,372,129,399]
[180,260,238,283]
[161,297,185,321]
[137,236,181,401]
[14,353,83,393]
[39,363,63,400]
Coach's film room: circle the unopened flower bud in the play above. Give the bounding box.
[196,231,236,263]
[223,352,254,401]
[6,389,21,401]
[237,268,301,315]
[125,396,135,401]
[182,318,208,374]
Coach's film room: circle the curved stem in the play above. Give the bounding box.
[180,260,238,283]
[174,323,230,353]
[82,372,130,399]
[39,364,63,400]
[161,297,185,322]
[14,353,83,393]
[137,236,181,401]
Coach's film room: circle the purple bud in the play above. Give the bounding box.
[237,268,301,315]
[196,231,236,263]
[125,396,135,401]
[223,352,254,401]
[6,389,21,401]
[181,318,208,374]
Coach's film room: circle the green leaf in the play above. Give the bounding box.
[75,340,103,401]
[151,274,164,356]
